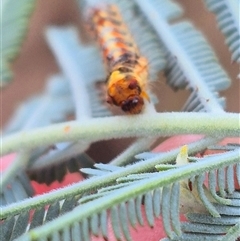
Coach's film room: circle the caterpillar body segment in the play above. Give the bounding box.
[90,4,150,114]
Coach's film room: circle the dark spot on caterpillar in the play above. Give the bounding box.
[188,181,193,191]
[121,96,144,114]
[128,80,141,94]
[118,52,134,62]
[118,67,131,73]
[110,19,122,26]
[106,55,113,62]
[111,52,134,67]
[124,59,139,65]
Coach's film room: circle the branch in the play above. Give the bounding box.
[0,136,219,218]
[1,112,239,156]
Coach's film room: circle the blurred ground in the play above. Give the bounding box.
[1,0,239,161]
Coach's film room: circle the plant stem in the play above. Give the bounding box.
[1,112,239,156]
[110,137,157,166]
[221,221,240,241]
[46,27,92,120]
[0,136,220,218]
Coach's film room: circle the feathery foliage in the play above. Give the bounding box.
[204,0,240,63]
[1,0,239,240]
[1,0,37,86]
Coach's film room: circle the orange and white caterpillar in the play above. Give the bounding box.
[90,4,150,114]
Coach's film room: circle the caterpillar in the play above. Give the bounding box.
[90,4,150,114]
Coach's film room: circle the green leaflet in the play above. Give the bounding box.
[205,0,240,63]
[1,0,37,86]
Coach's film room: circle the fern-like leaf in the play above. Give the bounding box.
[28,153,95,185]
[136,0,231,113]
[0,197,78,241]
[179,191,240,241]
[0,171,34,206]
[10,147,239,241]
[1,0,37,86]
[2,75,78,186]
[45,27,111,119]
[204,0,240,63]
[3,75,75,135]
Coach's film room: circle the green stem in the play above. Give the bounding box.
[110,137,157,166]
[222,221,240,241]
[0,136,218,219]
[1,112,239,156]
[46,27,92,120]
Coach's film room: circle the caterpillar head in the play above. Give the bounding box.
[107,77,148,114]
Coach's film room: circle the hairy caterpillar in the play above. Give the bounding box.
[90,4,150,114]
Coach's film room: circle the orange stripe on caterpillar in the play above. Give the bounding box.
[90,4,150,114]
